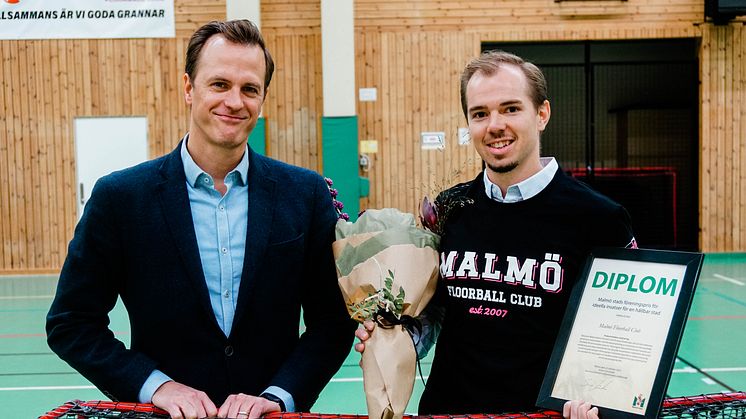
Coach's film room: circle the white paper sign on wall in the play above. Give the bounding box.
[458,127,470,145]
[421,132,445,150]
[0,0,175,40]
[359,88,378,102]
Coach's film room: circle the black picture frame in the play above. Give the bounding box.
[536,247,703,418]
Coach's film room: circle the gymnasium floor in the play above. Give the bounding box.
[2,253,745,418]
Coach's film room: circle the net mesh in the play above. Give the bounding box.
[39,393,746,419]
[38,400,170,419]
[264,413,563,419]
[660,393,746,418]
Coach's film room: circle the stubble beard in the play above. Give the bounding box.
[487,160,519,174]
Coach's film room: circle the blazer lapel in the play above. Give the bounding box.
[156,142,219,328]
[233,149,276,327]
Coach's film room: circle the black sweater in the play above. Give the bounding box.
[419,169,635,414]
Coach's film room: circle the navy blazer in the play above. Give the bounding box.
[47,142,355,410]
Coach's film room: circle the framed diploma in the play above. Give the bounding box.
[537,247,703,418]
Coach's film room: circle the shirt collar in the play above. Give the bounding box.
[483,157,558,203]
[181,134,249,187]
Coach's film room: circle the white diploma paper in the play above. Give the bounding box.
[550,258,686,414]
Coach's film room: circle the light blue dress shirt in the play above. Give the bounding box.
[138,137,294,411]
[182,140,248,337]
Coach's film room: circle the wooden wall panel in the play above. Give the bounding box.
[0,1,224,273]
[262,0,320,30]
[355,0,706,32]
[355,30,482,215]
[261,0,323,172]
[700,23,746,252]
[353,0,710,219]
[3,0,746,273]
[352,0,745,251]
[260,31,323,171]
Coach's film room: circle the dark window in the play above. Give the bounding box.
[483,40,699,250]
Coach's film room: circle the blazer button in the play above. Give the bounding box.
[224,345,234,357]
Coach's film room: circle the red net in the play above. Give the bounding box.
[264,412,563,419]
[660,392,746,418]
[39,392,746,419]
[38,400,170,419]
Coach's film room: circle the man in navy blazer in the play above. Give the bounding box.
[47,20,355,419]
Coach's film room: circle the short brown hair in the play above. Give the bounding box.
[460,50,548,118]
[185,19,275,91]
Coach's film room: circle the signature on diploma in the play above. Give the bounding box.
[582,377,612,391]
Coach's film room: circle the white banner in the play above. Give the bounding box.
[0,0,175,40]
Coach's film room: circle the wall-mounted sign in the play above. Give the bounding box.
[458,127,470,145]
[421,132,445,150]
[360,140,378,154]
[359,88,377,102]
[0,0,174,40]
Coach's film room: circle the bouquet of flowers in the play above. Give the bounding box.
[332,207,440,419]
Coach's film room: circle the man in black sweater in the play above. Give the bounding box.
[356,51,636,418]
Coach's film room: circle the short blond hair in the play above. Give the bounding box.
[460,50,548,118]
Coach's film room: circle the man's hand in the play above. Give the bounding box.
[353,320,376,353]
[218,393,281,418]
[151,380,217,419]
[563,400,599,419]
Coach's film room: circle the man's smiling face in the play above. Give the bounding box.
[184,35,266,153]
[465,64,550,187]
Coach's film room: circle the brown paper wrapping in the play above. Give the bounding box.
[335,241,439,419]
[361,326,416,419]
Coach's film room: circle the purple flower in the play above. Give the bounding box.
[420,196,438,233]
[419,190,473,236]
[324,177,349,221]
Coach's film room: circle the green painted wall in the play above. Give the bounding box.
[322,116,367,220]
[248,117,266,155]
